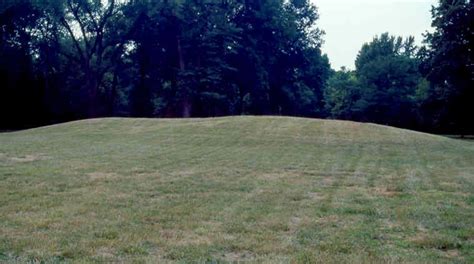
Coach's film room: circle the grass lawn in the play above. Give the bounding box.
[1,116,473,263]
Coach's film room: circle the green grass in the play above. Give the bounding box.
[1,116,473,263]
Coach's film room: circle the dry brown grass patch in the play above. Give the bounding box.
[217,251,255,262]
[160,229,212,246]
[444,249,461,258]
[373,187,401,197]
[306,191,324,201]
[95,247,116,258]
[8,154,47,163]
[87,172,120,181]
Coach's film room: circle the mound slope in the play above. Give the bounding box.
[1,116,473,263]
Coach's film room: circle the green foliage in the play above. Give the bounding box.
[324,68,361,119]
[324,34,426,128]
[354,33,423,126]
[421,0,474,133]
[0,0,330,127]
[1,0,471,134]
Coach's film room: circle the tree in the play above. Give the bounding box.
[233,0,329,116]
[421,0,474,134]
[123,0,329,118]
[324,68,362,119]
[0,1,49,128]
[1,0,331,128]
[354,33,423,127]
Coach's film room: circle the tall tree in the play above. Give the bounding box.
[1,0,331,128]
[421,0,474,134]
[53,0,126,117]
[324,68,362,120]
[354,33,423,127]
[0,1,48,128]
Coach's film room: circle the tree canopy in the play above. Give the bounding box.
[0,0,472,134]
[420,0,473,134]
[0,0,330,128]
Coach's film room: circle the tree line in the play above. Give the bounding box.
[0,0,472,134]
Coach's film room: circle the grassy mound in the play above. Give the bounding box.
[1,116,473,263]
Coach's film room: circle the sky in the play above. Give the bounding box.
[312,0,437,69]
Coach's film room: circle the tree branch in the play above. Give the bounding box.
[60,16,86,66]
[91,0,116,62]
[67,0,91,54]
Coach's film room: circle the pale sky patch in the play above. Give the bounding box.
[312,0,438,69]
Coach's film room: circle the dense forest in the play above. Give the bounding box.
[0,0,472,133]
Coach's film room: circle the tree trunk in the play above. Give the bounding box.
[86,66,99,118]
[177,35,192,118]
[109,70,118,116]
[89,80,99,118]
